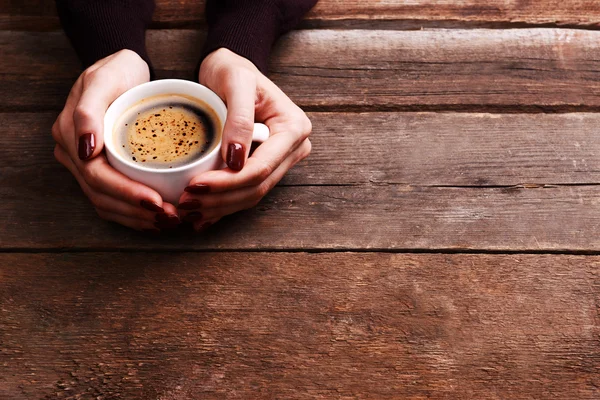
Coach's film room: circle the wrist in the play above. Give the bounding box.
[91,50,151,83]
[199,48,260,85]
[120,49,151,77]
[202,48,257,70]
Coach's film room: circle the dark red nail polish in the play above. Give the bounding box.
[141,200,164,213]
[78,133,95,160]
[142,228,161,235]
[184,184,211,194]
[178,200,202,210]
[227,143,245,171]
[155,213,180,224]
[184,212,204,223]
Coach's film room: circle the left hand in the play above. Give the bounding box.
[177,48,312,231]
[52,50,180,232]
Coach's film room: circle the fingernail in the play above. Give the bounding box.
[227,143,245,171]
[78,133,95,160]
[184,184,211,194]
[195,222,212,233]
[155,213,180,224]
[141,200,164,213]
[178,200,202,210]
[142,228,161,235]
[184,212,203,223]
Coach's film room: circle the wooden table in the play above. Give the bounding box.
[2,1,600,398]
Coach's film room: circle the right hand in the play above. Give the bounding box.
[52,50,180,232]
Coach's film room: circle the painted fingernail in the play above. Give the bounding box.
[142,228,161,235]
[184,212,203,223]
[195,222,212,233]
[155,213,180,225]
[141,200,164,213]
[178,200,202,210]
[184,184,211,194]
[227,143,245,171]
[78,133,95,160]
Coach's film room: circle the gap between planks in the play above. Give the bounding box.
[5,19,600,32]
[5,248,600,256]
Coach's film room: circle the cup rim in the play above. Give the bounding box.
[104,79,226,174]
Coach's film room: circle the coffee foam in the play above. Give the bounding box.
[114,94,220,169]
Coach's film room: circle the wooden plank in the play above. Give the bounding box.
[4,112,600,187]
[4,165,600,251]
[3,112,600,251]
[4,182,600,251]
[270,29,600,111]
[3,29,600,111]
[3,0,600,30]
[297,112,600,186]
[0,0,59,30]
[307,0,600,29]
[1,253,598,398]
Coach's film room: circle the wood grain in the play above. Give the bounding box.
[4,2,600,398]
[4,112,600,251]
[270,29,600,111]
[308,0,600,27]
[5,112,600,187]
[0,0,59,30]
[1,253,598,398]
[3,0,600,30]
[4,29,600,111]
[295,112,600,186]
[4,170,600,251]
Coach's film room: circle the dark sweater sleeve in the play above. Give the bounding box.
[55,0,155,71]
[201,0,319,74]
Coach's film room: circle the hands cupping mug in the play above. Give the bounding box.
[104,79,270,205]
[53,48,313,233]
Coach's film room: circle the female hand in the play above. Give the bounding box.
[52,50,180,232]
[178,48,312,231]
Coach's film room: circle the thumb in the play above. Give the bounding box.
[220,72,257,171]
[73,69,126,161]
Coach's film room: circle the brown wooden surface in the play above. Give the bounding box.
[7,181,600,251]
[3,112,600,251]
[3,0,600,398]
[4,29,600,111]
[5,112,600,187]
[1,253,599,399]
[2,0,600,30]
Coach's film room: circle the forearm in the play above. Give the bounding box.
[55,0,155,71]
[201,0,319,74]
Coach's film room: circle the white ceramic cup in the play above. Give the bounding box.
[104,79,270,204]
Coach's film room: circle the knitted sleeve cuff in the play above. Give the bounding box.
[56,0,155,72]
[200,0,282,74]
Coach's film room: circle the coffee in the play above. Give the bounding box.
[114,94,221,169]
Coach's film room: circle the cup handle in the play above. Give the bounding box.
[252,123,270,143]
